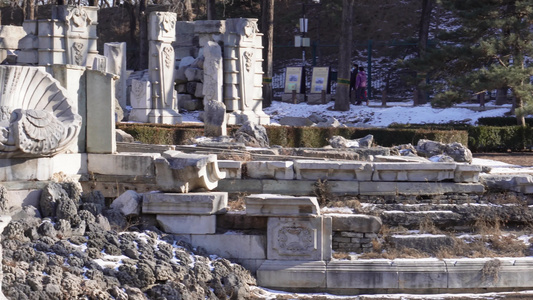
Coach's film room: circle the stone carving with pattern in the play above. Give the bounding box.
[0,66,81,157]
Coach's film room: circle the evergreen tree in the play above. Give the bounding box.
[409,0,533,125]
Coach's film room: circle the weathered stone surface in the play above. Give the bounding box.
[217,160,242,179]
[327,260,399,289]
[257,260,327,289]
[294,160,373,181]
[246,194,320,217]
[157,214,216,234]
[111,190,142,216]
[389,234,455,255]
[372,162,456,182]
[330,214,382,233]
[417,139,473,163]
[245,161,294,180]
[233,121,269,148]
[204,100,227,137]
[88,153,159,176]
[190,234,266,260]
[142,192,228,215]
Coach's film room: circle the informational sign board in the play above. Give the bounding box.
[284,67,303,93]
[310,67,329,94]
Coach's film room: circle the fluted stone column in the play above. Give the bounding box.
[147,12,182,125]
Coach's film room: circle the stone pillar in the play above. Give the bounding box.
[223,18,269,125]
[148,12,182,125]
[104,42,128,110]
[86,70,116,154]
[129,79,151,123]
[203,40,226,136]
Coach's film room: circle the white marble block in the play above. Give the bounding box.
[142,192,228,215]
[293,160,373,181]
[245,161,294,180]
[245,194,320,217]
[156,214,216,234]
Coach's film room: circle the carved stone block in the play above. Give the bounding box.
[246,194,320,217]
[267,216,331,261]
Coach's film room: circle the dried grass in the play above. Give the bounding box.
[419,215,442,234]
[228,193,247,211]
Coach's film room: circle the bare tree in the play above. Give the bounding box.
[261,0,274,108]
[207,0,215,20]
[414,0,433,105]
[334,0,355,111]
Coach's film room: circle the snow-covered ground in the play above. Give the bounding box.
[182,99,514,127]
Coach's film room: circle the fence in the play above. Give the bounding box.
[272,40,421,102]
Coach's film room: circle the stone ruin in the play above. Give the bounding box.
[0,4,532,298]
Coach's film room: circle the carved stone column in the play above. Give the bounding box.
[38,5,98,67]
[147,12,182,125]
[223,18,269,125]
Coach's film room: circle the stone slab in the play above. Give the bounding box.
[257,260,327,289]
[142,192,228,215]
[359,182,485,196]
[246,194,320,217]
[372,162,456,182]
[245,161,294,180]
[331,214,382,233]
[395,259,448,290]
[327,260,399,289]
[445,258,533,289]
[86,70,116,154]
[156,214,216,234]
[88,153,159,176]
[293,160,373,181]
[190,233,266,260]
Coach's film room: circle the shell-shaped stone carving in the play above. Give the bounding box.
[0,66,81,157]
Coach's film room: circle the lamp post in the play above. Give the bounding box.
[297,0,320,101]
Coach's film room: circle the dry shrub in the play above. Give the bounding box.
[380,246,430,259]
[228,193,247,211]
[328,198,361,211]
[419,215,441,234]
[332,252,351,260]
[485,192,527,206]
[474,215,502,236]
[489,234,527,257]
[313,179,336,206]
[481,259,502,285]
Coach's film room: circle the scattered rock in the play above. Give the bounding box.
[110,190,142,217]
[233,121,269,148]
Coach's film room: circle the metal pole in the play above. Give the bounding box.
[302,1,306,99]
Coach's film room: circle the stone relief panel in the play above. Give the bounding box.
[268,217,324,261]
[0,66,81,157]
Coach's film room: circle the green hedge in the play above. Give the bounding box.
[477,117,533,127]
[468,126,533,152]
[118,123,533,152]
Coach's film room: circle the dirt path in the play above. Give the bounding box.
[473,152,533,167]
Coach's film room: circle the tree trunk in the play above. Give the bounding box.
[334,0,355,111]
[138,0,148,70]
[23,0,34,20]
[207,0,216,20]
[414,0,433,106]
[261,0,274,108]
[183,0,194,21]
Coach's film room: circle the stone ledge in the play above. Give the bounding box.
[256,258,533,294]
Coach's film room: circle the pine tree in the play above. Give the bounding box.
[410,0,533,125]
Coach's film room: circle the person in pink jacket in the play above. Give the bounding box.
[355,67,367,105]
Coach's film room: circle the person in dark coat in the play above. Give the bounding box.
[349,63,358,104]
